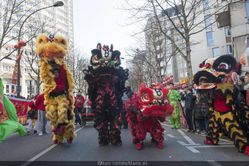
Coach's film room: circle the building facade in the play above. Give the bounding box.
[0,0,74,98]
[145,0,249,83]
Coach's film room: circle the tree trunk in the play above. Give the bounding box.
[36,78,40,95]
[185,37,193,85]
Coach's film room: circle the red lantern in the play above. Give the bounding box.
[14,45,19,49]
[19,40,26,47]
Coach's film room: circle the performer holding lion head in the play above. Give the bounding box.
[35,34,75,144]
[84,43,128,146]
[194,55,249,155]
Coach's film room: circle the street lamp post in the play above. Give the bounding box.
[16,1,64,98]
[29,80,32,99]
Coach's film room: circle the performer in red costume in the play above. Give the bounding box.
[125,83,173,150]
[194,55,249,155]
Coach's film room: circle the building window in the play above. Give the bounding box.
[226,45,233,54]
[6,85,9,93]
[246,0,249,20]
[11,85,15,93]
[160,61,166,67]
[212,47,220,57]
[166,65,173,74]
[206,31,214,46]
[224,27,231,37]
[203,0,209,10]
[204,15,213,31]
[161,68,165,75]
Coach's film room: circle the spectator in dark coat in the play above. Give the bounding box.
[74,91,85,126]
[183,88,196,132]
[194,93,209,134]
[120,86,133,129]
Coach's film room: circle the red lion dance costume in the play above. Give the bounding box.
[84,43,128,146]
[35,34,75,144]
[194,55,249,155]
[125,83,173,150]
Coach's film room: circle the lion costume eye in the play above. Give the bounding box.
[36,35,48,44]
[217,62,229,70]
[153,89,163,99]
[38,39,44,44]
[212,55,236,73]
[141,93,150,102]
[35,34,49,56]
[92,55,99,63]
[60,39,66,46]
[54,36,68,48]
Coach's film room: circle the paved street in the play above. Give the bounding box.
[0,122,249,166]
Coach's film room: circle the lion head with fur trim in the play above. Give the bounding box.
[136,83,173,118]
[35,34,68,60]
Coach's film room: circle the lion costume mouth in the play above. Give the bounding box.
[141,104,173,118]
[194,55,238,90]
[194,70,221,89]
[45,50,65,59]
[35,34,68,59]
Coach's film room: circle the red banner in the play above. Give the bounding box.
[9,97,30,124]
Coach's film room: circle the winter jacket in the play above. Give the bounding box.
[184,92,196,110]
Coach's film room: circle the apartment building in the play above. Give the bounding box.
[0,0,74,98]
[145,0,249,82]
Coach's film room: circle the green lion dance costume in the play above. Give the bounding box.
[162,76,181,129]
[0,78,26,142]
[168,88,181,129]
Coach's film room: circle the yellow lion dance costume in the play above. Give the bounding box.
[35,34,75,144]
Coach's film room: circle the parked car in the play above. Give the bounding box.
[81,105,95,127]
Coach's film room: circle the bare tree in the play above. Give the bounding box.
[127,59,144,91]
[74,57,88,95]
[124,0,231,81]
[65,49,76,81]
[145,17,177,83]
[0,0,42,61]
[22,17,51,96]
[126,21,175,89]
[65,47,89,95]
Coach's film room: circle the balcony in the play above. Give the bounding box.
[231,24,249,38]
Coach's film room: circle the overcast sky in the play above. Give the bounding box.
[73,0,139,61]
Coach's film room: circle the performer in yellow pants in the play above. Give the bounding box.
[46,95,75,143]
[207,111,248,152]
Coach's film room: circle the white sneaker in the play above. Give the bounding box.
[38,132,43,136]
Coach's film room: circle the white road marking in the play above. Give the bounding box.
[177,129,197,145]
[186,146,200,153]
[164,123,234,154]
[207,160,222,166]
[166,134,175,138]
[21,127,83,166]
[219,138,232,143]
[176,130,233,154]
[217,142,233,145]
[193,145,234,148]
[21,144,57,166]
[178,141,233,154]
[161,123,172,128]
[177,140,200,146]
